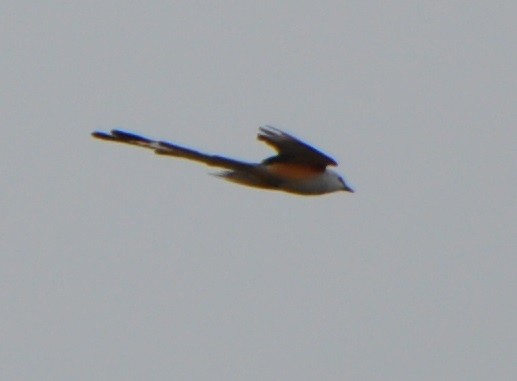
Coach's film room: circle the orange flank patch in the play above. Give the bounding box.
[265,163,323,179]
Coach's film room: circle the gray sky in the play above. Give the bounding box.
[2,2,515,380]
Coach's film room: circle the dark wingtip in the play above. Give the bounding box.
[257,125,280,139]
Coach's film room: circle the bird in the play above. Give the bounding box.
[91,126,354,195]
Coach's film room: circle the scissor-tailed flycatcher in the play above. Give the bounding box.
[92,126,353,195]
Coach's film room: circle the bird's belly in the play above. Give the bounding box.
[264,163,322,179]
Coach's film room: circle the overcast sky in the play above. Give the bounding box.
[2,2,515,380]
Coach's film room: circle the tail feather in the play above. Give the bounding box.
[92,129,254,171]
[215,170,280,190]
[110,130,153,143]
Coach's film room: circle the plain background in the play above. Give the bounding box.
[2,2,515,380]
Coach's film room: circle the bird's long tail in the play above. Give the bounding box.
[92,129,254,171]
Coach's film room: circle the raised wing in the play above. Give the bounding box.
[257,126,337,168]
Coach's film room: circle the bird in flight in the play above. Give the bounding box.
[92,126,354,195]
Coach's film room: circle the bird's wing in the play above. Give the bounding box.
[257,126,337,168]
[92,130,253,171]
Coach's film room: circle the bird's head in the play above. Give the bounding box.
[327,169,354,193]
